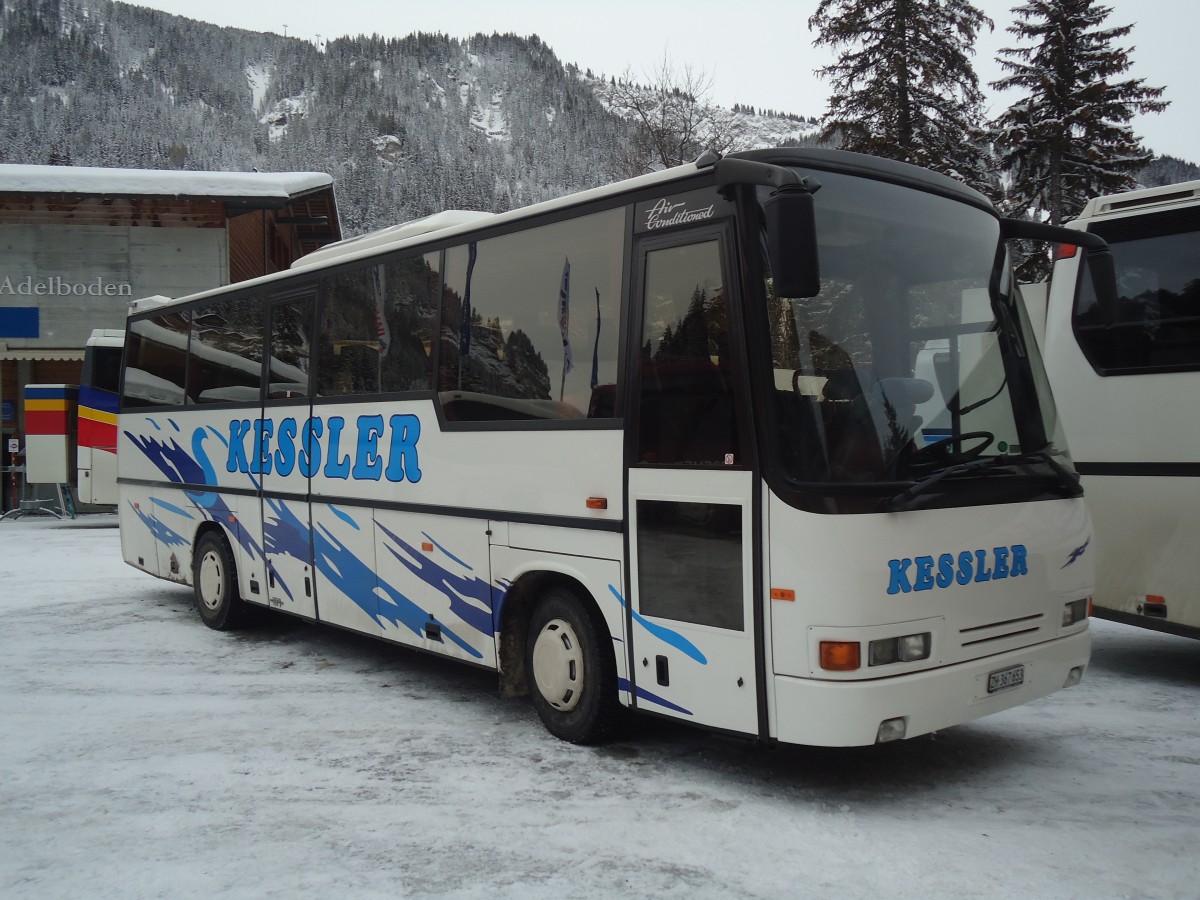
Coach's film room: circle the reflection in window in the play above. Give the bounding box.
[317,268,383,396]
[378,253,439,392]
[266,297,313,399]
[189,297,265,403]
[121,313,189,409]
[637,499,744,630]
[314,258,437,397]
[1073,213,1200,373]
[438,208,625,421]
[637,240,743,465]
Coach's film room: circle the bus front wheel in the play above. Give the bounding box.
[193,531,247,631]
[526,586,620,744]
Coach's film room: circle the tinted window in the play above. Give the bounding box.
[314,258,436,398]
[438,208,625,421]
[121,313,189,409]
[378,253,439,392]
[316,267,387,396]
[637,499,744,630]
[637,239,744,465]
[189,296,265,403]
[84,345,123,395]
[1073,207,1200,374]
[266,296,314,399]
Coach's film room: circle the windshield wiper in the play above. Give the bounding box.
[1009,449,1083,496]
[879,450,1082,513]
[879,456,1006,512]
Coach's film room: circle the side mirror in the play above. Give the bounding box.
[1001,218,1120,322]
[765,185,821,298]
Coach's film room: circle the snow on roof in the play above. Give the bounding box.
[0,164,332,200]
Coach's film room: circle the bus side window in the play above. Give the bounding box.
[637,240,743,466]
[266,296,314,399]
[121,313,189,409]
[189,297,265,404]
[437,207,625,422]
[1075,212,1200,374]
[316,268,383,397]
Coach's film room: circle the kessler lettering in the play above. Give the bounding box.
[224,413,422,483]
[644,198,716,230]
[887,545,1028,594]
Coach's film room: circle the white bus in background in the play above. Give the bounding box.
[1041,180,1200,639]
[77,328,124,505]
[118,148,1108,748]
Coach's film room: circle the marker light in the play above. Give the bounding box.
[819,641,861,672]
[1053,242,1079,260]
[868,632,932,667]
[1061,598,1089,627]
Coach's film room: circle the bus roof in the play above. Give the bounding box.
[1075,179,1200,222]
[125,147,997,317]
[86,329,126,347]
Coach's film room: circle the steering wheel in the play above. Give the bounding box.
[908,431,995,467]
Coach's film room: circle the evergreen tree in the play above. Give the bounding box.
[808,0,995,190]
[991,0,1168,227]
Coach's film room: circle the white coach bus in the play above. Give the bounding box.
[1041,180,1200,638]
[118,148,1109,746]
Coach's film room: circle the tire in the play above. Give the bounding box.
[526,585,621,744]
[193,530,246,631]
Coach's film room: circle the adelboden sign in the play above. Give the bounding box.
[0,274,134,297]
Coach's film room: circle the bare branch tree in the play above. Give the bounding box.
[604,54,750,178]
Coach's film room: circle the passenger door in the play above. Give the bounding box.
[625,228,761,737]
[259,292,318,620]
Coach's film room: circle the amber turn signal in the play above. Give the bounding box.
[819,640,861,672]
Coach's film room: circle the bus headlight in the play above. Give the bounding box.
[868,632,931,667]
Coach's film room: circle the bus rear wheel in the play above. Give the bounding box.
[193,531,246,631]
[526,586,620,744]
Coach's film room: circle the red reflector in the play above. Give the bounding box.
[586,497,608,510]
[421,542,434,552]
[1053,242,1079,260]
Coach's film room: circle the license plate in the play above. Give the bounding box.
[987,664,1025,694]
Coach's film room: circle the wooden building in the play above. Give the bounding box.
[0,164,341,504]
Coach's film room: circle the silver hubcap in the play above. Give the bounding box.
[197,549,224,612]
[531,618,585,712]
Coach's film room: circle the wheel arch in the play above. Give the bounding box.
[496,566,614,700]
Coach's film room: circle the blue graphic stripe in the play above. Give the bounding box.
[328,504,360,530]
[618,677,692,716]
[608,584,707,665]
[130,501,188,548]
[150,496,194,519]
[421,531,473,571]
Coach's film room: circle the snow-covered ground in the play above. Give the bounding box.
[1,515,1197,899]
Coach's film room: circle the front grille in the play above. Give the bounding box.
[959,613,1045,648]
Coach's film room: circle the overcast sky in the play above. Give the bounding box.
[127,1,1196,163]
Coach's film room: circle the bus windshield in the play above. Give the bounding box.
[758,172,1070,509]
